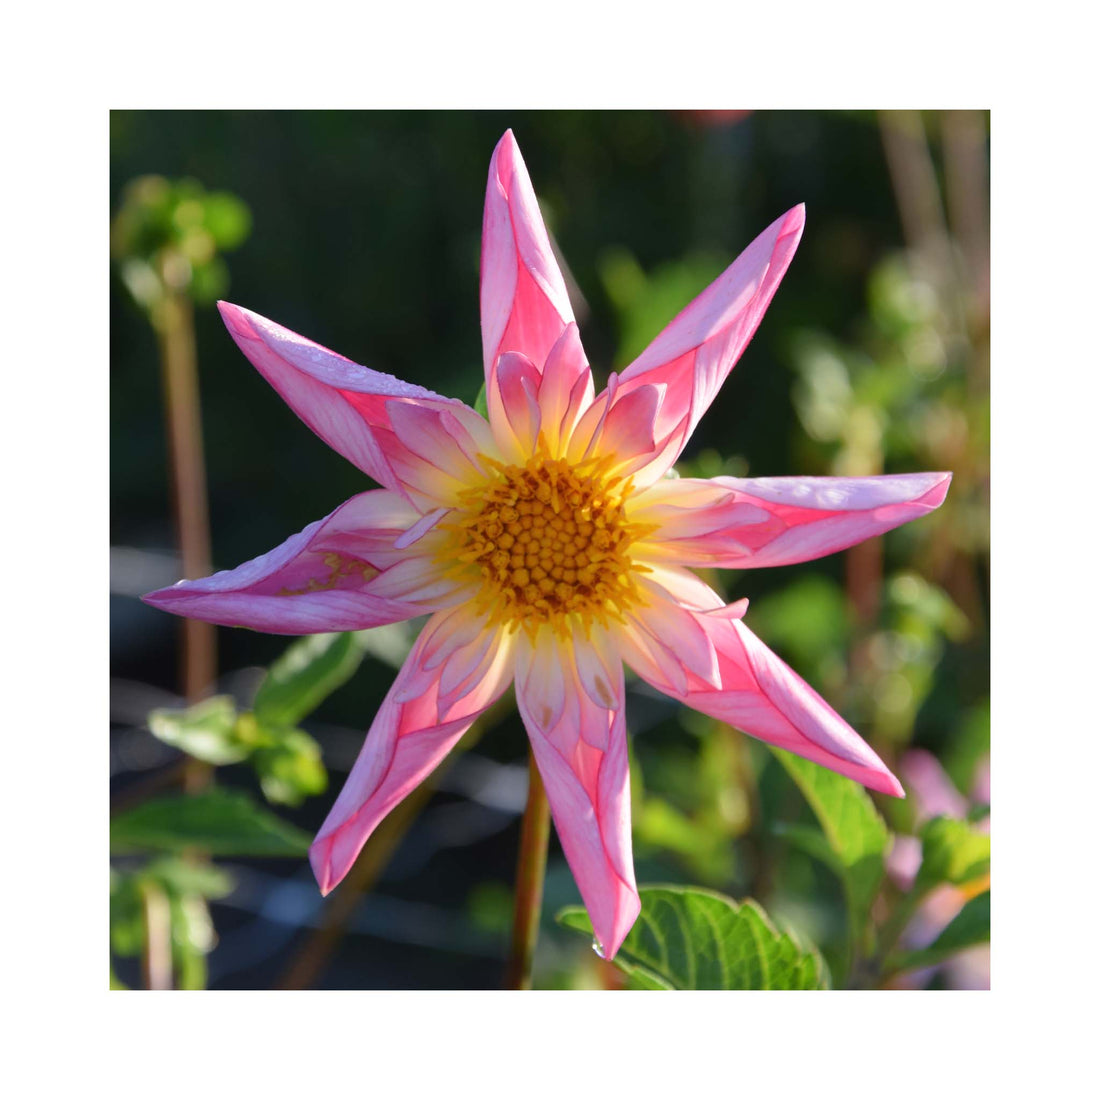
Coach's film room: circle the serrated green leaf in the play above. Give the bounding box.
[557,886,829,990]
[771,748,889,957]
[890,890,990,975]
[916,816,990,891]
[253,632,366,728]
[627,968,674,990]
[148,695,247,766]
[110,788,312,857]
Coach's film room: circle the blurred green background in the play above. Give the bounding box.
[110,110,989,990]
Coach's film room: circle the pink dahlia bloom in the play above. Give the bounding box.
[144,131,950,958]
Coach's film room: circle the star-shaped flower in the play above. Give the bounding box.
[145,131,950,958]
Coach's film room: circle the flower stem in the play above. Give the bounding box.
[504,747,551,990]
[140,879,173,991]
[153,288,217,710]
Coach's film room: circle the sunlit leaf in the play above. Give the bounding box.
[557,885,829,990]
[771,748,889,955]
[915,816,990,892]
[253,632,366,728]
[110,788,312,857]
[252,727,328,806]
[202,192,252,250]
[148,695,247,765]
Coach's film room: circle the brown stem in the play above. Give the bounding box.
[153,288,217,709]
[140,879,173,991]
[277,703,509,989]
[503,747,552,990]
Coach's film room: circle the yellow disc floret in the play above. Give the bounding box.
[443,442,653,637]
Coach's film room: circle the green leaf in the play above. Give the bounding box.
[252,728,328,806]
[148,695,248,765]
[915,816,990,892]
[771,748,890,955]
[556,886,829,990]
[253,632,366,728]
[110,788,312,857]
[202,192,252,250]
[144,855,234,900]
[889,891,990,974]
[473,382,489,420]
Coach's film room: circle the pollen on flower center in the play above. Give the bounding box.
[446,445,652,635]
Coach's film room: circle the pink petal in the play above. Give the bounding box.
[310,613,514,895]
[610,205,806,485]
[625,612,904,797]
[481,131,574,382]
[539,323,594,456]
[899,749,967,823]
[634,472,952,569]
[490,351,543,461]
[142,491,434,633]
[216,302,493,506]
[514,631,640,958]
[481,132,593,457]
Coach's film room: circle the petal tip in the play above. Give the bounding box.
[309,836,337,896]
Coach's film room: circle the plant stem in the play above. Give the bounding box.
[140,879,173,991]
[153,288,217,710]
[504,747,551,990]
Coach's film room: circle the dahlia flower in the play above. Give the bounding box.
[144,131,950,958]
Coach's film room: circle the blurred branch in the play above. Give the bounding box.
[140,879,173,990]
[941,110,990,339]
[503,746,552,990]
[154,290,217,714]
[276,696,512,989]
[275,776,438,990]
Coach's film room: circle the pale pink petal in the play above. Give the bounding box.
[608,205,805,485]
[481,132,589,457]
[899,749,968,823]
[624,612,904,797]
[489,351,543,461]
[514,631,639,958]
[142,491,431,633]
[633,472,952,569]
[630,576,720,687]
[481,131,574,381]
[363,552,473,611]
[310,613,514,894]
[216,302,494,507]
[538,323,594,456]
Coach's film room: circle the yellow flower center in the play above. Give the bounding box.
[446,446,652,636]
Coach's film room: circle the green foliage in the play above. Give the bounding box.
[889,891,990,975]
[109,856,234,989]
[474,383,489,420]
[148,695,249,766]
[253,632,366,729]
[750,575,850,688]
[915,816,990,893]
[599,249,729,368]
[557,886,829,990]
[771,748,889,960]
[110,788,312,857]
[250,726,327,807]
[111,175,251,312]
